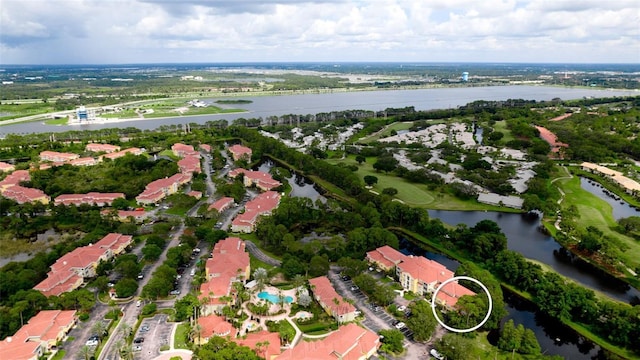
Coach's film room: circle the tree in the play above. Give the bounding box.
[373,156,398,173]
[381,187,398,196]
[142,244,163,261]
[253,268,269,292]
[308,255,330,277]
[79,345,94,360]
[519,328,541,355]
[92,321,108,341]
[115,278,138,298]
[363,175,378,186]
[379,329,404,354]
[355,155,366,164]
[406,300,437,342]
[497,319,522,353]
[111,197,130,210]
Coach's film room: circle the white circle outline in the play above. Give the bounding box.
[430,275,493,333]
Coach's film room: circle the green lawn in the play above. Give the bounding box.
[490,120,515,144]
[556,173,640,275]
[327,155,509,211]
[44,117,69,125]
[358,121,414,143]
[174,323,189,349]
[50,350,66,360]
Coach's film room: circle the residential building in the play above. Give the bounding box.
[39,151,79,162]
[199,143,212,153]
[100,147,143,160]
[308,276,356,323]
[0,169,30,190]
[229,144,252,161]
[1,185,50,204]
[54,192,125,207]
[178,154,201,174]
[229,169,282,191]
[0,161,15,172]
[187,190,202,199]
[200,237,250,315]
[581,162,640,195]
[34,233,133,296]
[231,191,281,233]
[171,143,195,157]
[85,143,120,153]
[208,197,235,212]
[365,245,405,271]
[135,173,192,204]
[365,246,477,308]
[195,314,236,345]
[68,157,97,167]
[232,331,281,360]
[276,323,379,360]
[0,310,77,360]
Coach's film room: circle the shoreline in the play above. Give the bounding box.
[60,109,250,126]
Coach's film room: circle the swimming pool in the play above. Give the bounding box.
[257,291,293,304]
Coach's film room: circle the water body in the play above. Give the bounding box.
[256,160,326,203]
[579,177,640,220]
[2,86,637,135]
[398,238,604,359]
[427,210,640,304]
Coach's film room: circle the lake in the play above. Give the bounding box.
[1,85,637,135]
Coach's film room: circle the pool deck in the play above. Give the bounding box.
[241,286,298,336]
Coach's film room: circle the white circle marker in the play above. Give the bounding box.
[430,275,493,333]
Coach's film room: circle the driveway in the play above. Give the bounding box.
[64,301,110,360]
[133,314,174,360]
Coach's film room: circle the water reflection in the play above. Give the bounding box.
[256,160,326,203]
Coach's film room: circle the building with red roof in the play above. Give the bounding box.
[0,161,15,172]
[233,331,282,360]
[34,233,133,296]
[187,190,202,199]
[276,323,379,360]
[100,147,143,160]
[135,173,192,204]
[54,192,125,207]
[195,314,237,345]
[1,185,50,204]
[208,197,235,213]
[308,276,356,323]
[366,246,476,308]
[229,169,281,191]
[365,245,405,271]
[200,237,250,315]
[229,144,252,161]
[172,143,195,157]
[178,154,201,174]
[40,151,79,162]
[0,310,77,360]
[68,157,97,166]
[0,169,30,190]
[85,143,120,153]
[231,191,281,233]
[199,143,212,153]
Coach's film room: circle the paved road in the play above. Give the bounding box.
[245,240,282,267]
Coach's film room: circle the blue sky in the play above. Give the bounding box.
[1,0,639,64]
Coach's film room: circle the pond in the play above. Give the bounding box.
[398,237,604,359]
[427,210,640,304]
[256,160,326,203]
[579,176,640,220]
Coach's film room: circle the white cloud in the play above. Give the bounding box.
[0,0,638,64]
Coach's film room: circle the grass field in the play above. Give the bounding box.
[490,120,515,144]
[358,121,414,143]
[327,155,510,211]
[174,323,189,349]
[556,174,640,274]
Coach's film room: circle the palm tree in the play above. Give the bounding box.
[253,268,269,292]
[79,345,94,360]
[92,321,108,342]
[189,323,203,345]
[118,342,133,360]
[292,274,306,295]
[120,323,132,339]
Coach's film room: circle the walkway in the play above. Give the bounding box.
[245,240,282,266]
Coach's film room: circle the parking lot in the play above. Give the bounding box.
[328,269,414,342]
[133,314,174,360]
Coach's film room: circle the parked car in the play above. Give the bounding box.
[170,289,181,295]
[397,305,407,312]
[134,337,145,344]
[395,322,406,329]
[430,349,445,360]
[133,345,143,352]
[350,285,359,291]
[140,325,150,332]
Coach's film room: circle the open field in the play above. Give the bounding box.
[490,120,516,144]
[327,155,513,211]
[358,121,414,143]
[556,174,640,273]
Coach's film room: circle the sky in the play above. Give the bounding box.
[1,0,639,65]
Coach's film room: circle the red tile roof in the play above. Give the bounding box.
[198,314,236,339]
[54,192,125,206]
[136,173,191,203]
[308,276,356,317]
[101,147,143,160]
[397,255,453,286]
[68,157,97,166]
[0,310,76,360]
[231,191,281,231]
[208,197,234,212]
[178,155,201,174]
[365,245,405,269]
[40,151,79,162]
[233,331,281,359]
[229,144,252,161]
[229,169,282,191]
[0,161,15,172]
[1,185,50,204]
[34,233,132,296]
[172,143,195,156]
[200,238,250,306]
[86,143,121,153]
[0,169,30,188]
[276,323,379,360]
[199,144,212,152]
